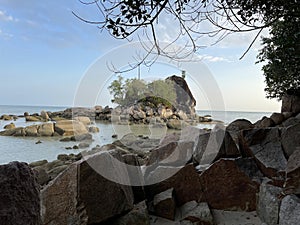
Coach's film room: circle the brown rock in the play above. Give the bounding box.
[3,122,15,130]
[145,164,203,206]
[199,158,260,211]
[40,110,49,121]
[281,123,300,158]
[89,126,99,133]
[153,188,176,220]
[226,119,254,131]
[284,150,300,195]
[25,125,39,136]
[0,162,41,225]
[25,115,41,122]
[74,116,91,125]
[0,114,13,120]
[54,120,88,136]
[38,123,54,136]
[33,166,50,186]
[256,117,275,128]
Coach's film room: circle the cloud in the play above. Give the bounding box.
[0,10,18,22]
[0,29,13,39]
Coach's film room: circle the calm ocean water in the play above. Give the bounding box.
[0,105,272,165]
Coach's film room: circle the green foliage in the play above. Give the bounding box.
[257,16,300,99]
[108,76,177,107]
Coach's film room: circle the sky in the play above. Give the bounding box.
[0,0,281,112]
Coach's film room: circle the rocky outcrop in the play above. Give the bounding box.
[279,195,300,225]
[281,88,300,114]
[0,162,41,225]
[199,158,260,211]
[54,120,88,136]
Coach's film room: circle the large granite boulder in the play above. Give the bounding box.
[0,162,41,225]
[152,188,176,220]
[241,128,287,179]
[281,123,300,158]
[3,122,15,130]
[279,195,300,225]
[54,120,88,136]
[41,151,134,225]
[284,150,300,195]
[257,180,282,225]
[199,158,260,211]
[226,119,254,132]
[39,123,55,136]
[281,89,300,114]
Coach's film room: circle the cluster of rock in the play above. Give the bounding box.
[0,116,99,137]
[1,91,300,224]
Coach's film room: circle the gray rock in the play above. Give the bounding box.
[54,120,88,136]
[281,91,300,114]
[29,159,48,167]
[282,117,300,127]
[226,119,253,131]
[167,119,185,130]
[33,166,50,186]
[257,117,275,128]
[71,133,93,141]
[279,195,300,225]
[257,179,282,225]
[48,165,69,180]
[270,113,285,125]
[25,125,39,136]
[78,142,90,149]
[0,162,41,225]
[25,115,41,122]
[153,188,176,220]
[179,201,214,225]
[281,123,300,158]
[88,126,99,133]
[40,110,49,121]
[284,150,300,195]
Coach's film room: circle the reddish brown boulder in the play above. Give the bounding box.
[145,164,203,206]
[153,188,176,220]
[199,158,260,211]
[0,162,41,225]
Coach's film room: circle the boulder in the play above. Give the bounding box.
[257,180,282,225]
[29,159,48,167]
[41,151,134,225]
[241,128,287,178]
[74,116,91,125]
[153,188,176,220]
[0,127,22,136]
[159,132,180,146]
[33,166,50,186]
[0,162,41,225]
[179,201,214,225]
[270,112,285,125]
[107,201,150,225]
[40,110,49,121]
[78,142,90,149]
[48,165,69,180]
[25,115,41,122]
[256,117,275,128]
[284,150,300,195]
[54,120,88,136]
[3,122,15,130]
[167,119,185,130]
[89,126,99,133]
[14,127,26,136]
[281,89,300,114]
[25,125,39,136]
[281,123,300,158]
[145,164,203,206]
[199,158,260,211]
[146,141,194,167]
[282,117,300,127]
[226,119,254,131]
[279,195,300,225]
[0,114,13,120]
[38,123,54,136]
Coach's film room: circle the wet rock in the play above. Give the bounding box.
[0,162,41,225]
[257,179,282,225]
[145,164,203,206]
[241,128,287,178]
[281,123,300,158]
[153,188,176,220]
[35,140,42,144]
[3,122,15,130]
[284,150,300,195]
[39,123,54,136]
[279,195,300,225]
[199,158,260,211]
[54,120,88,136]
[179,201,214,225]
[78,142,90,149]
[89,126,99,133]
[29,159,48,167]
[14,127,26,136]
[71,133,93,141]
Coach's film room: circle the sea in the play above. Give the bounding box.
[0,105,273,165]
